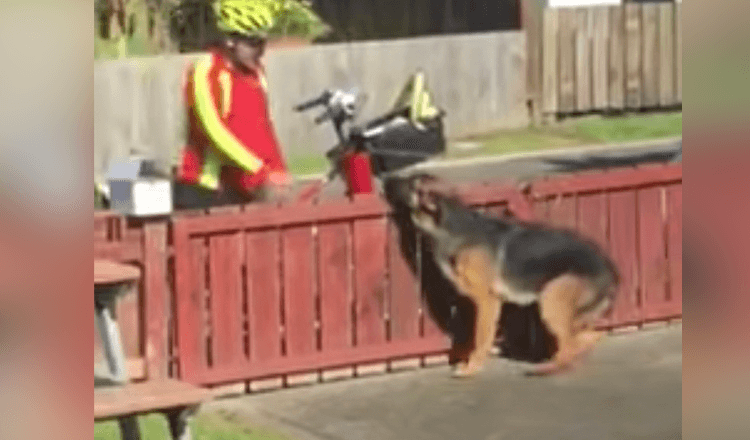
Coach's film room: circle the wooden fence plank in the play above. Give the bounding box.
[576,8,593,112]
[638,187,670,321]
[143,221,169,379]
[283,228,317,357]
[208,233,245,368]
[530,163,682,198]
[542,8,559,115]
[192,238,210,371]
[318,224,353,351]
[558,8,577,113]
[548,194,577,231]
[533,197,551,221]
[247,230,283,363]
[172,224,206,383]
[625,3,642,109]
[659,3,675,106]
[592,6,610,110]
[675,3,682,103]
[641,3,660,108]
[576,193,611,328]
[608,5,625,109]
[353,218,389,347]
[388,221,421,342]
[667,185,682,317]
[608,190,641,326]
[193,336,450,386]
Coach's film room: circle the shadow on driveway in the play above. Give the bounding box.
[544,148,681,173]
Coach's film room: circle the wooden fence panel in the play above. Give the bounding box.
[548,194,578,230]
[540,2,680,115]
[609,5,626,110]
[388,221,421,342]
[608,190,641,326]
[638,187,670,321]
[659,3,675,106]
[576,192,612,328]
[353,218,389,347]
[558,8,577,113]
[172,232,203,382]
[542,8,559,114]
[283,227,317,358]
[592,6,609,110]
[667,185,682,317]
[318,224,354,351]
[575,8,592,112]
[641,3,660,108]
[143,221,169,379]
[625,3,642,109]
[208,233,246,368]
[675,3,682,103]
[246,230,283,363]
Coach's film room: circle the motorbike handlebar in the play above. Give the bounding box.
[314,111,332,125]
[294,91,332,112]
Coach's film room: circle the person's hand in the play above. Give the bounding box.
[268,171,292,187]
[266,171,292,203]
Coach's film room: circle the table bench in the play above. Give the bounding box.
[95,259,211,440]
[95,380,211,440]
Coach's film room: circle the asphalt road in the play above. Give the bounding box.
[208,324,682,440]
[297,138,682,201]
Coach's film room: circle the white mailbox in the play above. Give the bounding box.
[106,157,173,217]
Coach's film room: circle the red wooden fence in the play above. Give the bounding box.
[95,163,682,388]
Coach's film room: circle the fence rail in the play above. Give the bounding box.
[541,2,681,116]
[95,164,682,388]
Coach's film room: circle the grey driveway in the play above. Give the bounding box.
[208,324,682,440]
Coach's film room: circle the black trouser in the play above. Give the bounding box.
[173,182,270,211]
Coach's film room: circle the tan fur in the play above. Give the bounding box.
[448,254,606,377]
[448,245,503,378]
[532,275,605,375]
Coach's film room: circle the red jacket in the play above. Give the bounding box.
[178,50,288,194]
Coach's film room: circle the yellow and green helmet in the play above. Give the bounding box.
[213,0,283,38]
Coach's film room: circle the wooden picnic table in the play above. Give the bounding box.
[94,259,210,440]
[95,259,141,384]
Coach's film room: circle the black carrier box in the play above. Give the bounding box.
[362,112,447,176]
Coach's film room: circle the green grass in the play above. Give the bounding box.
[285,112,681,176]
[448,111,682,160]
[561,111,683,144]
[287,154,330,176]
[94,410,290,440]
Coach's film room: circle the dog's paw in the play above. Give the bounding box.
[524,360,574,377]
[451,361,483,378]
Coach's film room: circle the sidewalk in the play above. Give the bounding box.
[205,324,682,440]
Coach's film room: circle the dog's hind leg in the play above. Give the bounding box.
[531,275,595,376]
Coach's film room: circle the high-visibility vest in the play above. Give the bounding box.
[178,51,287,194]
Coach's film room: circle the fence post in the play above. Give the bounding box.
[143,218,170,379]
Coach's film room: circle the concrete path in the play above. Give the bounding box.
[207,324,682,440]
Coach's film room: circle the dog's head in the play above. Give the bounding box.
[383,173,459,236]
[383,173,438,211]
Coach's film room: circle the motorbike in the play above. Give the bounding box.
[292,72,447,202]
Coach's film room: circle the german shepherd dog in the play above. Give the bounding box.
[384,174,619,377]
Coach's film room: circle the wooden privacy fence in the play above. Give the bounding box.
[95,164,682,388]
[542,2,682,116]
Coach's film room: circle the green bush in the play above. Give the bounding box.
[269,0,332,41]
